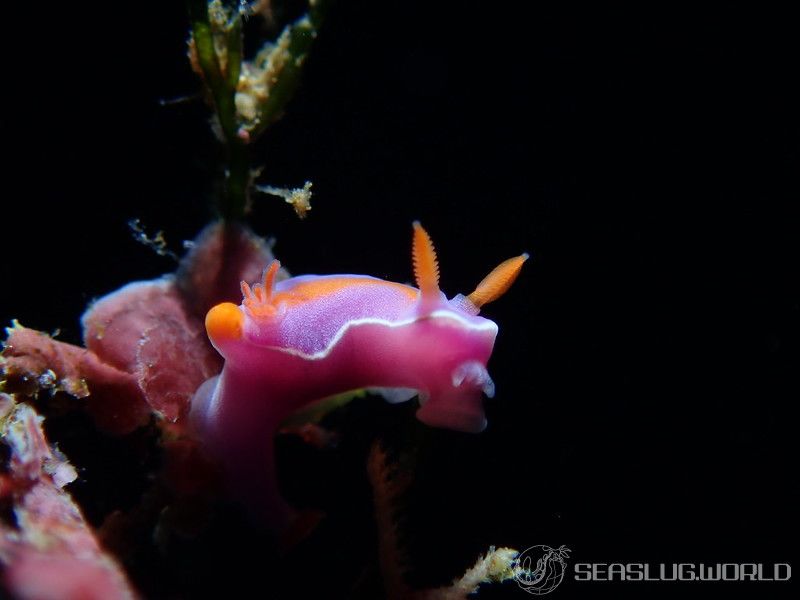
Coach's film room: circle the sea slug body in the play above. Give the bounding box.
[191,222,527,528]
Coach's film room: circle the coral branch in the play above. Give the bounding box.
[368,443,520,599]
[367,443,413,600]
[0,394,138,600]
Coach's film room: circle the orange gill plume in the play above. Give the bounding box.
[241,260,281,318]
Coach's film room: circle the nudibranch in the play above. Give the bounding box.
[191,222,527,528]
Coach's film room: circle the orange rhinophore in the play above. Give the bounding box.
[467,253,530,309]
[412,221,441,302]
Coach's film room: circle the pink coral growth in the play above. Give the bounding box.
[2,323,151,434]
[80,277,221,427]
[0,393,137,600]
[1,221,281,435]
[0,221,284,595]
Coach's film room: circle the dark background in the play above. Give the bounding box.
[1,2,797,598]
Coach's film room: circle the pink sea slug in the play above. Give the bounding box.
[191,223,527,528]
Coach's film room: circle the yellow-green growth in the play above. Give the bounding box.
[187,0,329,220]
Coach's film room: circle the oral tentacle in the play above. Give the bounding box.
[451,361,495,398]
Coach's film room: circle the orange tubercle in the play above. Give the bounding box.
[206,302,244,343]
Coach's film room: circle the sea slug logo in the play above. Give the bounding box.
[514,545,571,595]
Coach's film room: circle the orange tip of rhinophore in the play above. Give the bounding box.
[467,253,529,309]
[411,221,440,298]
[206,302,244,343]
